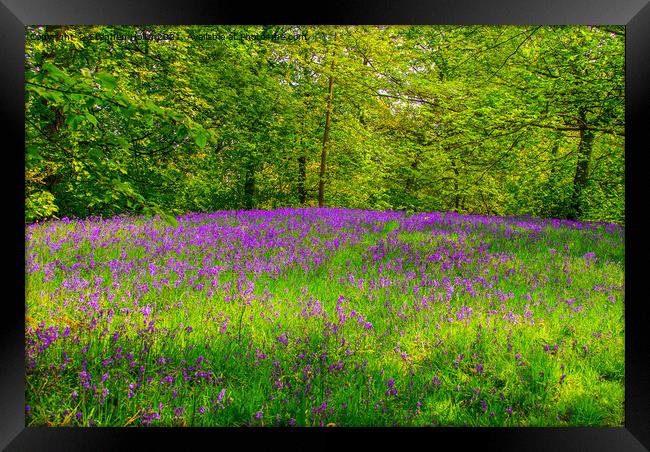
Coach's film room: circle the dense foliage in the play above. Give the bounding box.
[25,25,624,224]
[25,209,624,426]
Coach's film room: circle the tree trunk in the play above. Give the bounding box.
[568,126,594,220]
[42,26,66,135]
[39,26,67,209]
[297,122,307,205]
[451,158,460,212]
[244,164,255,210]
[297,155,307,205]
[318,61,335,208]
[405,155,420,192]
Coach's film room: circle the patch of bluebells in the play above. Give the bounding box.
[24,208,624,427]
[385,378,398,397]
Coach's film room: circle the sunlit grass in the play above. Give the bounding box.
[25,209,624,427]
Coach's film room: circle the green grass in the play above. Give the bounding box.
[24,210,624,427]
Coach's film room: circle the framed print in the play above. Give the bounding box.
[2,0,649,450]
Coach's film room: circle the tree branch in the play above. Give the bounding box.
[26,80,129,109]
[482,26,542,86]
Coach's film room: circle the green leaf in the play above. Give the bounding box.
[144,100,163,115]
[161,212,179,228]
[177,124,189,140]
[40,90,65,104]
[88,148,103,163]
[42,62,67,80]
[26,145,43,162]
[85,113,99,126]
[145,205,179,227]
[25,70,38,81]
[195,130,208,148]
[96,72,117,91]
[65,114,85,130]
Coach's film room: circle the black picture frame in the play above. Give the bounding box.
[3,0,648,450]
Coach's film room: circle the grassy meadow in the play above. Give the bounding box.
[24,208,625,427]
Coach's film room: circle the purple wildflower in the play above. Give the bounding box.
[385,378,398,397]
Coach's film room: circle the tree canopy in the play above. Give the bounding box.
[25,25,625,224]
